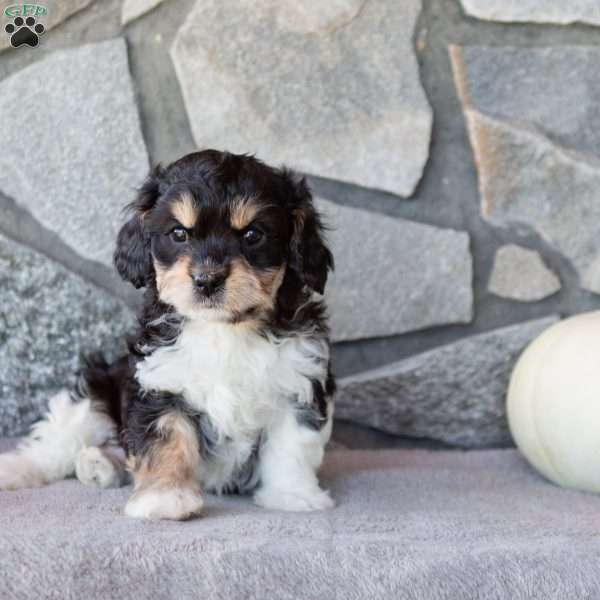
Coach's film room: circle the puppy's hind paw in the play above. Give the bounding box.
[124,486,204,521]
[254,486,335,512]
[75,447,126,489]
[0,453,45,490]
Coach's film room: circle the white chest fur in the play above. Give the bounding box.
[136,320,329,444]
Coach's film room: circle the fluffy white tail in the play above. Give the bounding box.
[0,390,116,490]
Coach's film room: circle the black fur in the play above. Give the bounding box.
[285,172,334,295]
[80,150,335,492]
[113,171,161,289]
[295,368,336,431]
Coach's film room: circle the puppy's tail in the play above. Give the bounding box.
[0,355,124,490]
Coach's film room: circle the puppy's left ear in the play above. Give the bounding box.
[113,168,162,289]
[287,173,333,294]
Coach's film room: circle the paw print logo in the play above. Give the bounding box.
[4,16,45,48]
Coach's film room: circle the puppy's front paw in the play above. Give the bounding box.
[75,447,124,489]
[0,454,45,490]
[254,486,335,512]
[124,486,204,521]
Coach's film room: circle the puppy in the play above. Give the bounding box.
[0,150,336,520]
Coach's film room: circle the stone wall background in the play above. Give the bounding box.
[1,0,598,446]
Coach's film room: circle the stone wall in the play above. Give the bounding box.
[0,0,596,445]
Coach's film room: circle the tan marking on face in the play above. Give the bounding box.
[129,412,200,493]
[225,258,285,321]
[154,245,286,324]
[230,196,260,230]
[154,255,195,315]
[171,192,198,229]
[258,263,286,302]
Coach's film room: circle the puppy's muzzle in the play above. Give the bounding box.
[192,267,228,298]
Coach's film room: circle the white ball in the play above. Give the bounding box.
[508,311,600,493]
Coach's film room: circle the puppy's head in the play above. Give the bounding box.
[114,150,332,323]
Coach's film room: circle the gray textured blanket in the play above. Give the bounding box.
[1,439,598,600]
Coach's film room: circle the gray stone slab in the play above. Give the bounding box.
[462,111,600,294]
[0,0,93,51]
[316,198,473,342]
[459,0,600,25]
[450,45,600,158]
[336,316,559,448]
[0,38,149,266]
[488,244,561,302]
[451,45,600,294]
[121,0,166,24]
[171,0,432,196]
[0,234,134,437]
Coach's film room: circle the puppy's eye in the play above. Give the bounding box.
[242,226,264,247]
[170,227,188,243]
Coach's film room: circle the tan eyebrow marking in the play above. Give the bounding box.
[230,196,260,230]
[171,192,198,229]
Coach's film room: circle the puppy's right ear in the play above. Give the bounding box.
[113,168,162,289]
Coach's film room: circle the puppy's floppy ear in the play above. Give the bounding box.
[114,216,150,289]
[113,167,162,289]
[286,172,333,294]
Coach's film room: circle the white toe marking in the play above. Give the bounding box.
[124,487,204,521]
[254,486,335,512]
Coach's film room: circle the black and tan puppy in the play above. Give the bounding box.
[0,150,335,520]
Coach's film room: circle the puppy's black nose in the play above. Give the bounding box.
[193,271,226,297]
